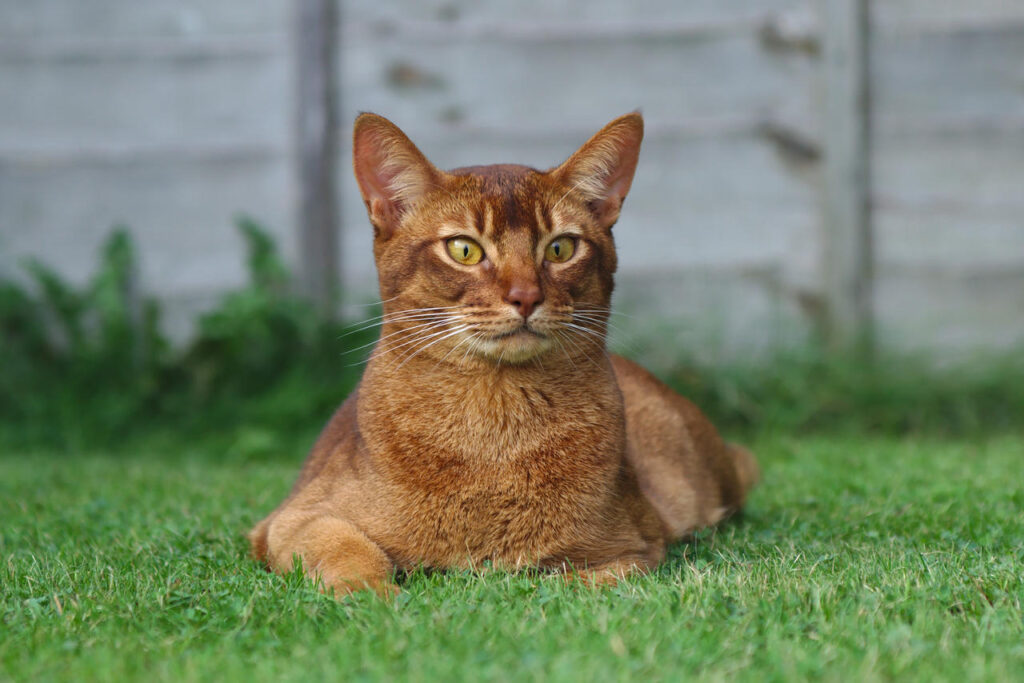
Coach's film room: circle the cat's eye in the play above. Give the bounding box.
[544,236,576,263]
[446,237,484,265]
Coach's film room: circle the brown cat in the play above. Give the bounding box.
[248,112,759,596]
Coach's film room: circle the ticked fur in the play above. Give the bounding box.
[249,112,759,596]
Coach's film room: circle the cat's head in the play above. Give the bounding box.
[353,113,642,366]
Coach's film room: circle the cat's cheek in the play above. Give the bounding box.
[424,265,472,302]
[546,252,598,297]
[569,267,612,303]
[568,279,598,302]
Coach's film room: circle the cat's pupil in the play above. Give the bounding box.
[553,243,561,256]
[462,245,469,258]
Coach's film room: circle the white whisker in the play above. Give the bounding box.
[346,295,401,308]
[571,314,645,355]
[375,323,463,362]
[343,319,452,355]
[343,304,465,324]
[573,305,638,321]
[438,330,483,366]
[391,326,470,371]
[345,323,456,368]
[338,309,462,338]
[563,322,606,344]
[550,331,577,370]
[557,328,605,372]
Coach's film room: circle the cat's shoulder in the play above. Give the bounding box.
[609,353,702,419]
[609,353,663,390]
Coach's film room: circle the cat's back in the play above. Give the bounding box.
[610,354,755,539]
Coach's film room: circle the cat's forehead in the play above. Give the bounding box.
[448,163,539,192]
[443,163,581,234]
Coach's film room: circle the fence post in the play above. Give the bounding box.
[295,0,340,317]
[822,0,873,352]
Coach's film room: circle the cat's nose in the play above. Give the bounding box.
[504,283,544,319]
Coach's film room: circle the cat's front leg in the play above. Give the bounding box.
[265,510,397,598]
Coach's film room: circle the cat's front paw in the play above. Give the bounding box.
[266,514,397,600]
[317,572,400,601]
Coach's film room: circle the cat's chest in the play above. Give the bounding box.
[374,449,620,568]
[357,369,627,566]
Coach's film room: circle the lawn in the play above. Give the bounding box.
[2,434,1022,681]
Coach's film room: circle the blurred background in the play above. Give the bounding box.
[1,0,1022,447]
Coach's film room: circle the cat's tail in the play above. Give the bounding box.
[726,442,760,505]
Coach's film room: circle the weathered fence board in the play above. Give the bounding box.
[868,3,1024,353]
[342,0,809,25]
[873,132,1024,213]
[872,0,1024,33]
[0,0,288,38]
[0,50,287,153]
[0,155,291,296]
[876,271,1024,352]
[820,0,871,350]
[612,269,815,363]
[340,31,816,134]
[872,27,1024,129]
[877,207,1024,273]
[0,0,293,341]
[295,0,341,314]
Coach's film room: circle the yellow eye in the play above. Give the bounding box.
[545,236,576,263]
[446,237,484,265]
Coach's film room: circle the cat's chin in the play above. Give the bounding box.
[473,329,554,364]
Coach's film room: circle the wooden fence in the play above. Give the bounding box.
[1,0,1021,357]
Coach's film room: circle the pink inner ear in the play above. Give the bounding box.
[570,116,643,226]
[353,129,401,234]
[353,127,400,209]
[603,142,640,205]
[352,114,440,236]
[552,114,643,208]
[603,119,643,199]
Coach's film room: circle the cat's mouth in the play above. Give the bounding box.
[491,325,546,341]
[470,324,554,363]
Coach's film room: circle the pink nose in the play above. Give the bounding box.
[504,283,543,318]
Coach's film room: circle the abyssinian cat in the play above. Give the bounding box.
[249,112,759,596]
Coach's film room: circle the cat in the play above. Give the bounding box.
[248,112,759,596]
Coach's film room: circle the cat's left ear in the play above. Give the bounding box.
[551,112,644,229]
[352,113,442,239]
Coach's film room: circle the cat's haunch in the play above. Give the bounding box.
[248,113,758,596]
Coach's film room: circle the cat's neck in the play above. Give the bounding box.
[357,346,623,464]
[363,346,614,406]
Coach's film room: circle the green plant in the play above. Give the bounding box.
[0,220,371,450]
[0,229,166,444]
[183,218,319,398]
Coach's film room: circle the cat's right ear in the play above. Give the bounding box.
[551,112,644,230]
[353,113,441,239]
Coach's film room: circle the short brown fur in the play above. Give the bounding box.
[249,112,759,596]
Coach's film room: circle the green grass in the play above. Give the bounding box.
[2,434,1022,682]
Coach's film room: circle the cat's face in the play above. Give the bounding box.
[353,114,643,366]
